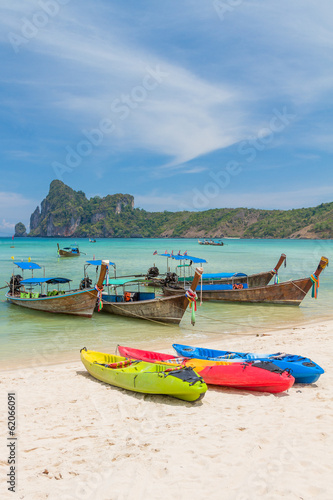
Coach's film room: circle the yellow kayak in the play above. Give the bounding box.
[80,348,207,402]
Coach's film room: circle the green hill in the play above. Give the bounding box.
[16,180,333,239]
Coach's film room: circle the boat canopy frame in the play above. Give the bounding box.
[84,260,117,283]
[154,252,207,280]
[102,276,157,303]
[11,261,81,297]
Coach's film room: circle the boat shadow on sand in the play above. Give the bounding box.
[76,370,205,407]
[207,385,291,398]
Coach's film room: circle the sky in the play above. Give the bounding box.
[1,0,333,234]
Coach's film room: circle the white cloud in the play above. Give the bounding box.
[183,167,208,174]
[0,0,272,168]
[0,192,38,234]
[1,219,14,229]
[1,0,333,191]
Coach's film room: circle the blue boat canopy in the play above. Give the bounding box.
[20,277,72,285]
[202,272,247,279]
[14,262,41,270]
[86,260,116,266]
[156,253,207,263]
[181,255,207,264]
[171,255,185,261]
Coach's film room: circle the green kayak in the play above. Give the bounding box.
[80,348,207,402]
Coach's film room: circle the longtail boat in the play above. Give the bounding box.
[148,253,286,288]
[5,260,108,317]
[99,267,203,324]
[117,346,295,393]
[80,348,207,402]
[163,256,328,306]
[177,253,287,288]
[172,344,324,384]
[57,243,81,257]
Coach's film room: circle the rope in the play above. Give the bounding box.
[82,288,295,334]
[289,280,307,295]
[99,297,179,326]
[86,288,174,326]
[186,308,273,330]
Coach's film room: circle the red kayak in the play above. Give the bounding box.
[117,346,295,393]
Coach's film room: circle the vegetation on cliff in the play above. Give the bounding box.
[14,222,27,237]
[24,180,333,239]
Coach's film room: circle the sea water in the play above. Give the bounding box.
[0,237,332,369]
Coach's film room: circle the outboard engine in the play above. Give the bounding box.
[9,275,23,294]
[163,272,178,286]
[79,277,93,290]
[146,266,159,279]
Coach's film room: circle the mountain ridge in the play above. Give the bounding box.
[14,180,333,239]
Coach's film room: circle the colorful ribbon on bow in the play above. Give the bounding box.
[310,274,319,298]
[272,268,279,284]
[186,288,198,325]
[95,285,104,311]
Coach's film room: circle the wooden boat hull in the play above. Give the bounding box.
[57,243,80,257]
[100,267,204,324]
[5,289,98,317]
[172,344,325,384]
[164,276,316,305]
[80,348,207,402]
[117,346,295,393]
[146,270,273,288]
[176,270,275,288]
[101,294,189,324]
[58,250,80,257]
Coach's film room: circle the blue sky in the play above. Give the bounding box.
[1,0,333,234]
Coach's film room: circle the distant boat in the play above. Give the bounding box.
[198,239,224,246]
[57,243,82,257]
[89,238,97,243]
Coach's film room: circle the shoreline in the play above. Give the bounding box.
[5,236,333,240]
[1,317,332,499]
[1,314,333,372]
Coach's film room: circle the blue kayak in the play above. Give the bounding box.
[172,343,324,384]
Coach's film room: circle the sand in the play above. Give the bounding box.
[1,319,333,500]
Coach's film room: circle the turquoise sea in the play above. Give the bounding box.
[0,237,332,369]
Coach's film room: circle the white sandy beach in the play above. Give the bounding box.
[1,319,333,500]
